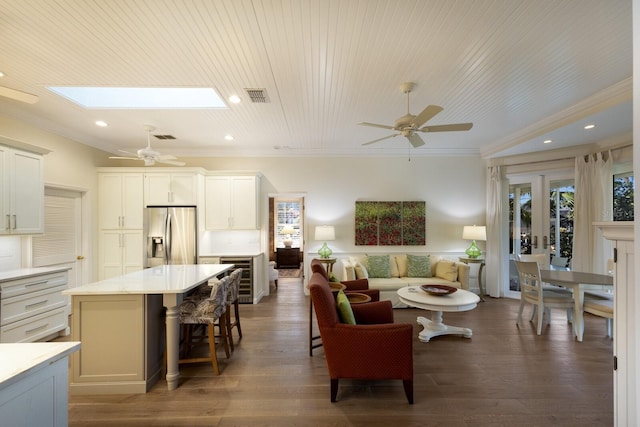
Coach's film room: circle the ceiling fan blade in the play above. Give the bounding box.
[109,156,142,161]
[419,122,474,132]
[0,86,39,104]
[411,105,443,128]
[156,159,186,166]
[362,133,400,146]
[157,154,178,161]
[117,149,139,156]
[406,133,425,148]
[358,122,395,130]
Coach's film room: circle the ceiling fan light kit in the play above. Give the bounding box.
[108,124,185,166]
[359,82,473,148]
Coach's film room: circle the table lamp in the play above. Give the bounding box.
[280,225,295,248]
[315,225,335,258]
[462,225,486,258]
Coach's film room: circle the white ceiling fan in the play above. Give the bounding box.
[359,82,473,148]
[109,124,185,166]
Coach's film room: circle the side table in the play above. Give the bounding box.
[313,257,337,274]
[458,257,486,302]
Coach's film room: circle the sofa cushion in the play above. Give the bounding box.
[336,290,356,324]
[366,255,391,278]
[407,254,431,278]
[435,260,458,281]
[364,277,408,291]
[395,254,408,277]
[389,255,401,278]
[343,261,357,281]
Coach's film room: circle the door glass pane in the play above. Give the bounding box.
[549,180,574,268]
[508,183,532,292]
[613,173,634,221]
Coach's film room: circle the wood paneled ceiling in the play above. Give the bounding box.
[0,0,632,159]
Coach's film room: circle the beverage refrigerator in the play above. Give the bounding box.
[144,206,197,267]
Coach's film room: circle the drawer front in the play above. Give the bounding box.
[0,271,68,299]
[1,285,67,326]
[0,307,67,343]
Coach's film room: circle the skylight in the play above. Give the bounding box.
[46,87,226,109]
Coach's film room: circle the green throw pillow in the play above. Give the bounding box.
[407,254,432,278]
[366,255,391,278]
[336,290,356,324]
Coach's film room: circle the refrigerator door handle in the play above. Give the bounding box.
[164,212,171,264]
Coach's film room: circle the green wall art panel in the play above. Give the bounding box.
[355,201,425,246]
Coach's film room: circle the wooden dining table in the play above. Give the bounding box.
[539,269,613,342]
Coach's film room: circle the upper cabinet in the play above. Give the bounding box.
[144,172,198,206]
[0,145,44,235]
[204,175,260,230]
[98,173,144,230]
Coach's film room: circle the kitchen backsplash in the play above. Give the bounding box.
[199,230,262,256]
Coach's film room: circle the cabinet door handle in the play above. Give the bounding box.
[543,235,548,249]
[26,323,49,335]
[533,235,538,249]
[5,214,9,230]
[25,299,49,310]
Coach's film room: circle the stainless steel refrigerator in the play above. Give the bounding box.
[144,206,197,267]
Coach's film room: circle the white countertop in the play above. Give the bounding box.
[62,264,233,296]
[0,266,71,282]
[0,342,80,390]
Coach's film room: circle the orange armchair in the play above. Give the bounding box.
[309,271,414,404]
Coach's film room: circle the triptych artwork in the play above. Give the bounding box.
[355,201,426,246]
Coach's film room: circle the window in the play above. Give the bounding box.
[275,199,302,248]
[613,173,634,221]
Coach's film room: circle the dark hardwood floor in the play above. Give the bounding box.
[65,277,613,426]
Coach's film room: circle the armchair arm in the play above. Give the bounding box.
[340,278,369,291]
[351,300,393,324]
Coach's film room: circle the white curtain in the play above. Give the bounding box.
[572,151,613,273]
[486,165,504,297]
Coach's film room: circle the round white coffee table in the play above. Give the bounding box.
[397,286,480,342]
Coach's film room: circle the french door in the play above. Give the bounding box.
[506,173,574,298]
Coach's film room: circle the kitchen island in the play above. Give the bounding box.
[62,264,232,394]
[0,341,80,426]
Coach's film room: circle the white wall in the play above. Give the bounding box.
[182,156,487,255]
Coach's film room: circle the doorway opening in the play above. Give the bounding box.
[268,195,305,280]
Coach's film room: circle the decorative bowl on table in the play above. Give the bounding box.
[420,284,457,296]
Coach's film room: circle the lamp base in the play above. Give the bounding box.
[318,242,333,258]
[283,238,292,248]
[465,240,482,258]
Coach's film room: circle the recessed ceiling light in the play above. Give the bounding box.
[224,134,234,141]
[0,71,4,78]
[543,139,552,144]
[95,120,108,127]
[228,95,241,104]
[584,124,596,130]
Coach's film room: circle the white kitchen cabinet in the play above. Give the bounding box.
[0,268,69,343]
[98,172,144,229]
[144,172,198,206]
[0,145,44,235]
[99,230,144,280]
[204,175,260,230]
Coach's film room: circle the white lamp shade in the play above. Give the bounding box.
[314,225,335,241]
[280,225,295,235]
[462,225,486,241]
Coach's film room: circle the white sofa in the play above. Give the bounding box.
[341,254,470,308]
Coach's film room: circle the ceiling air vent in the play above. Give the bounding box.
[153,134,176,140]
[244,88,270,103]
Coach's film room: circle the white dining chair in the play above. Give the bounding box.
[515,261,575,335]
[583,298,614,337]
